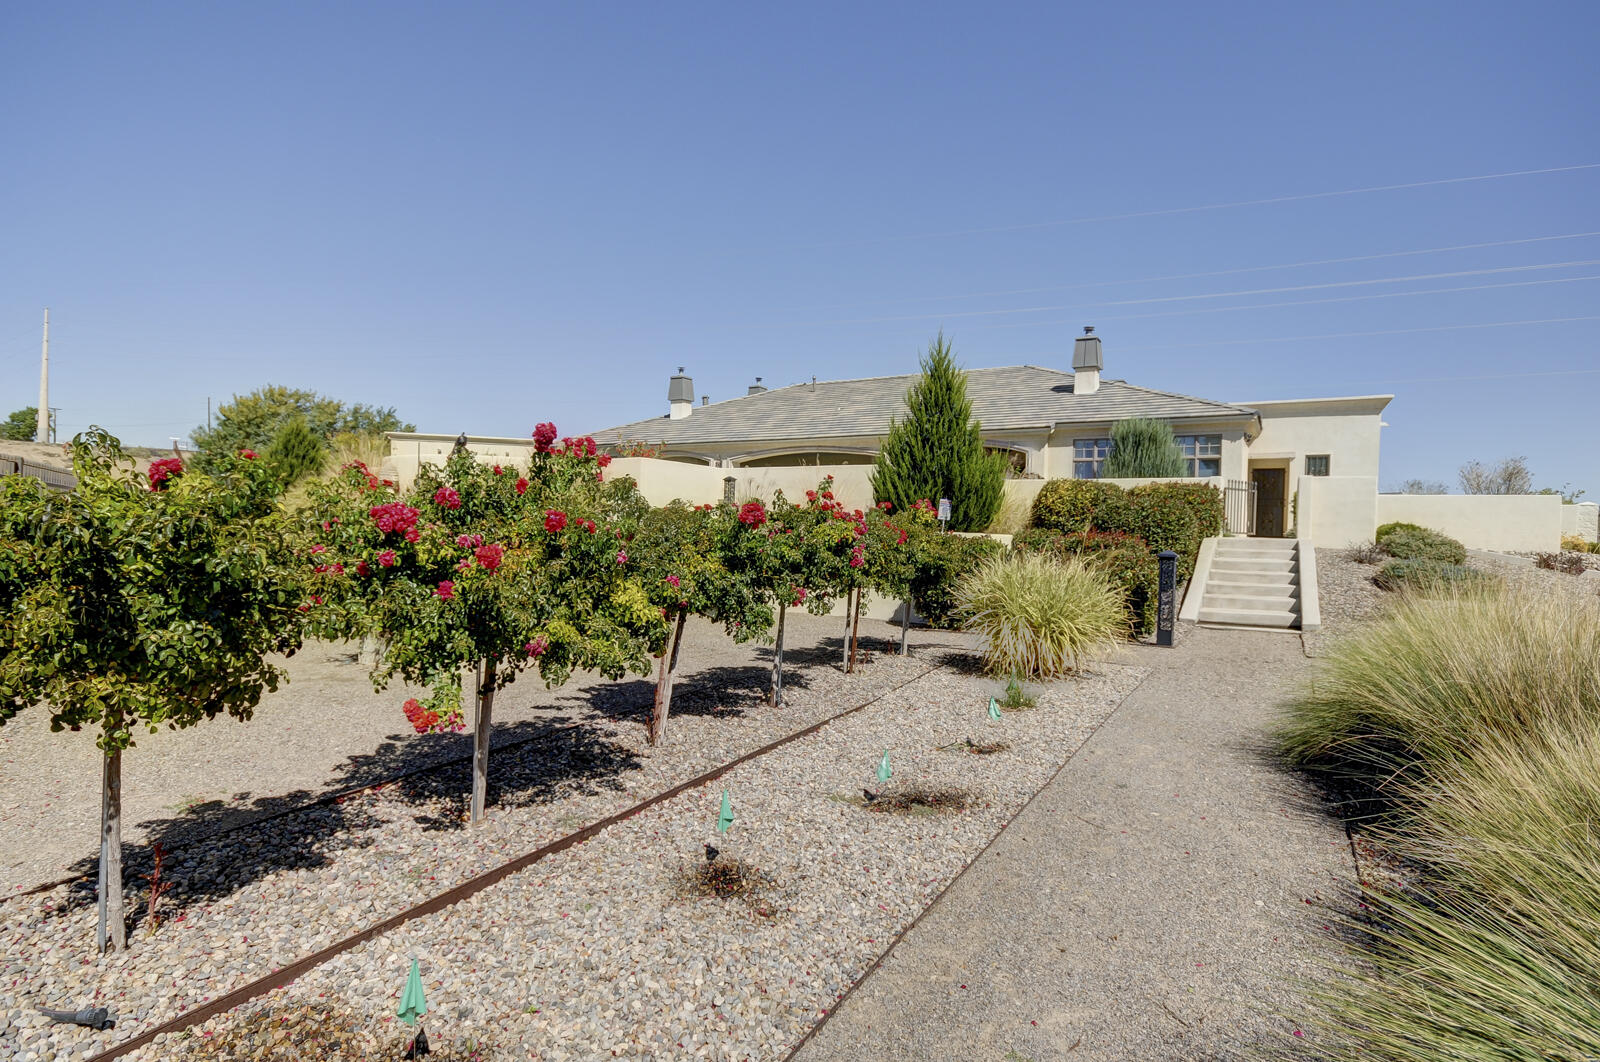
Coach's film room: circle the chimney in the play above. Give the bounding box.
[701,395,708,406]
[747,377,767,395]
[1072,326,1102,395]
[668,367,694,419]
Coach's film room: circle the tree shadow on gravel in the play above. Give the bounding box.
[43,717,642,931]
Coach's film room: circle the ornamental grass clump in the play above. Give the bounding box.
[955,552,1124,679]
[1278,584,1600,807]
[1279,585,1600,1060]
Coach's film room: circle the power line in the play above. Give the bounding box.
[826,163,1600,245]
[787,259,1600,326]
[989,273,1600,329]
[869,230,1600,306]
[1120,315,1600,351]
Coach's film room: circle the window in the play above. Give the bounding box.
[1175,434,1222,477]
[1305,454,1330,477]
[1073,438,1110,479]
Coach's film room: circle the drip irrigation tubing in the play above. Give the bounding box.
[80,661,941,1062]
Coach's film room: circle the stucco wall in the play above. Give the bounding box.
[1375,493,1563,552]
[1563,502,1599,543]
[606,457,878,510]
[1243,399,1389,532]
[385,433,539,489]
[1297,476,1380,548]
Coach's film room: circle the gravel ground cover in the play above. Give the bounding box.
[11,658,1143,1061]
[0,617,977,1061]
[1302,547,1389,657]
[1467,548,1600,598]
[148,661,1142,1061]
[0,614,934,894]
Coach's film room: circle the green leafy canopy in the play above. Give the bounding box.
[191,385,414,472]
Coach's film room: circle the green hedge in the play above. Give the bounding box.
[1381,527,1468,565]
[911,532,1005,629]
[1030,480,1130,534]
[1376,521,1429,542]
[1130,482,1224,538]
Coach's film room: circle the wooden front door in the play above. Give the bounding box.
[1252,468,1287,538]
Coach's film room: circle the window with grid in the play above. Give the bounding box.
[1174,434,1222,477]
[1073,438,1111,479]
[1305,454,1330,477]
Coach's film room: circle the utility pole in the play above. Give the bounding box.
[36,309,50,443]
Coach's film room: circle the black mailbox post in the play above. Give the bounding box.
[1156,550,1178,647]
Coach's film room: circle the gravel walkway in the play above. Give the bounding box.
[2,623,1141,1061]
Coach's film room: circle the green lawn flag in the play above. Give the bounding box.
[987,697,1002,721]
[877,750,892,784]
[717,788,734,834]
[398,957,428,1026]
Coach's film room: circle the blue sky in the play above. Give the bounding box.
[2,2,1596,493]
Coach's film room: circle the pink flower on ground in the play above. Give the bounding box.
[435,580,455,600]
[433,486,461,510]
[378,550,397,567]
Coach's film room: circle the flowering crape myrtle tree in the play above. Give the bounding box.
[302,426,665,822]
[800,481,915,672]
[0,431,302,952]
[630,502,773,745]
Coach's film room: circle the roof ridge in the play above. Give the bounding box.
[1107,378,1256,414]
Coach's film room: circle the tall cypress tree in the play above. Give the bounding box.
[1100,418,1186,478]
[871,334,1007,531]
[264,416,328,490]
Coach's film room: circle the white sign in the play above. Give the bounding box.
[937,498,951,522]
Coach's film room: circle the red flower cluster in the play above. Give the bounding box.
[525,636,549,657]
[343,460,382,490]
[475,543,504,571]
[533,422,558,453]
[402,698,441,734]
[515,477,529,495]
[544,510,567,533]
[378,549,397,567]
[791,586,808,606]
[147,457,184,490]
[436,580,455,599]
[850,545,866,568]
[433,486,461,510]
[455,533,483,548]
[911,498,936,515]
[492,465,504,475]
[738,501,767,528]
[371,502,420,535]
[557,436,598,457]
[355,561,372,576]
[239,449,257,460]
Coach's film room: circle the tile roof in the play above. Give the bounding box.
[589,365,1258,446]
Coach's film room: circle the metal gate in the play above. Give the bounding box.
[1225,478,1257,535]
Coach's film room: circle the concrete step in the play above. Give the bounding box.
[1203,568,1298,587]
[1216,538,1298,553]
[1211,557,1297,574]
[1215,546,1298,560]
[1206,577,1296,594]
[1199,606,1300,628]
[1204,592,1297,611]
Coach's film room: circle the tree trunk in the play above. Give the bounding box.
[97,747,124,953]
[650,609,687,746]
[848,589,863,672]
[899,599,911,656]
[768,602,786,707]
[841,591,853,671]
[469,659,496,823]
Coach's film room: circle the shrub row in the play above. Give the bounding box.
[1379,525,1467,565]
[1374,558,1492,592]
[1028,479,1222,581]
[910,533,1005,629]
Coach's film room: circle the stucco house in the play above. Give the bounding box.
[587,328,1392,541]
